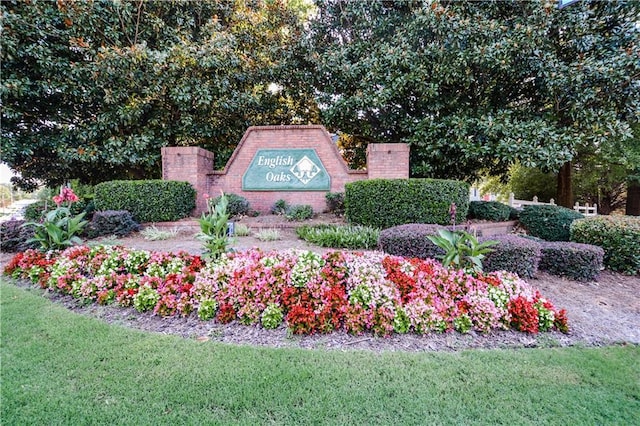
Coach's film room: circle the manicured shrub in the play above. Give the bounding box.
[481,234,541,279]
[296,224,380,249]
[94,180,196,223]
[571,216,640,275]
[85,210,141,238]
[539,241,604,282]
[210,193,249,218]
[468,201,511,222]
[325,192,345,216]
[378,223,449,259]
[508,207,521,221]
[0,220,38,252]
[286,204,314,221]
[519,205,584,241]
[345,178,470,228]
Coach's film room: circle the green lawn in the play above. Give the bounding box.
[1,279,638,425]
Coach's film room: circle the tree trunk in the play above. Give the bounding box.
[556,161,573,208]
[626,178,640,216]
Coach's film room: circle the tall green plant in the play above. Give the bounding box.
[427,230,498,274]
[26,187,87,251]
[197,193,233,260]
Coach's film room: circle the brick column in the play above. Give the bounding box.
[366,143,410,179]
[161,146,214,215]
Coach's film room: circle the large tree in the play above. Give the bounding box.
[306,0,639,207]
[1,0,318,190]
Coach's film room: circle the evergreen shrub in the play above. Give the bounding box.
[210,193,249,218]
[539,241,604,281]
[325,192,345,216]
[346,179,469,228]
[94,180,196,222]
[519,205,583,241]
[570,216,640,275]
[378,223,449,259]
[86,210,141,238]
[468,201,511,222]
[481,234,541,278]
[286,204,314,221]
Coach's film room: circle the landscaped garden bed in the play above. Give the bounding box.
[4,245,568,338]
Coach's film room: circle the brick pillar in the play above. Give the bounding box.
[366,143,410,179]
[161,146,214,215]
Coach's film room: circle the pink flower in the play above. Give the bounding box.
[52,195,64,206]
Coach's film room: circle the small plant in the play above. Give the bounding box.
[197,299,218,321]
[261,303,284,329]
[286,204,314,221]
[270,199,289,215]
[140,225,179,241]
[255,228,281,241]
[133,286,160,312]
[233,223,251,237]
[210,193,250,218]
[197,193,233,260]
[85,210,140,238]
[427,229,498,274]
[325,192,345,216]
[26,186,88,251]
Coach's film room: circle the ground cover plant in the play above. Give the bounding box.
[2,281,639,425]
[296,224,380,249]
[4,245,568,336]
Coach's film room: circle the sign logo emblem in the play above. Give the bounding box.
[290,156,320,185]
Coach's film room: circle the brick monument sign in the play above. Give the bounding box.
[162,125,409,215]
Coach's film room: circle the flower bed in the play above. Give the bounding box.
[4,246,568,336]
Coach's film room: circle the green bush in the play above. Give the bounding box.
[539,242,604,282]
[286,204,314,221]
[519,205,584,241]
[325,192,345,216]
[296,224,380,249]
[468,201,511,222]
[270,199,289,215]
[210,193,250,218]
[85,210,141,238]
[94,180,196,223]
[345,179,469,228]
[571,216,640,275]
[24,200,47,221]
[378,223,449,259]
[0,220,38,252]
[481,234,541,278]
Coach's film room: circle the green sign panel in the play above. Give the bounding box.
[243,149,330,191]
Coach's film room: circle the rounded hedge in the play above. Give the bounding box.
[481,234,541,278]
[570,216,640,275]
[539,241,604,282]
[468,201,511,222]
[519,205,584,241]
[378,223,449,259]
[346,178,469,229]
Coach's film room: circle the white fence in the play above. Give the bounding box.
[573,202,597,216]
[470,188,597,215]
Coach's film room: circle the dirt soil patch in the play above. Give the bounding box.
[2,215,638,353]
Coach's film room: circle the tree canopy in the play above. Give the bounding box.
[305,0,639,205]
[1,0,317,190]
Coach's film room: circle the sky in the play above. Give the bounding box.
[0,163,15,184]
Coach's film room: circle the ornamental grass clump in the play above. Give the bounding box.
[5,245,568,337]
